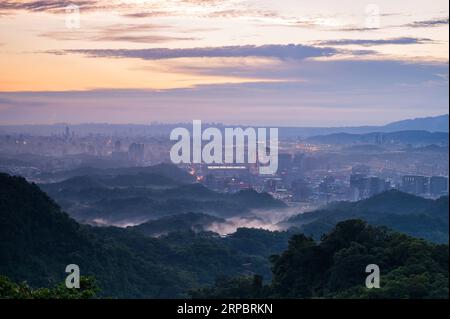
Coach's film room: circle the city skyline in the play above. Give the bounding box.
[0,0,448,125]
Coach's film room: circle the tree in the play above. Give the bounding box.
[0,275,99,299]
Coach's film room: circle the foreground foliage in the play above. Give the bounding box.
[191,220,449,299]
[0,276,98,299]
[0,173,290,298]
[1,173,448,299]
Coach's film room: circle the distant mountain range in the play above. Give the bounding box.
[0,114,448,137]
[279,114,449,137]
[306,130,449,146]
[39,164,285,225]
[383,115,449,132]
[37,163,195,184]
[37,162,449,242]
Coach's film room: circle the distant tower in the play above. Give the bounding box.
[64,126,70,140]
[114,140,121,152]
[128,143,145,163]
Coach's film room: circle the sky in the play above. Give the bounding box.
[0,0,448,126]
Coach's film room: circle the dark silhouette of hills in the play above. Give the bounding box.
[284,190,449,243]
[38,163,194,184]
[44,172,180,192]
[40,170,285,224]
[0,173,291,298]
[1,173,448,299]
[131,212,226,237]
[192,220,449,299]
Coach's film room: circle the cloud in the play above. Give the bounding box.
[158,57,449,88]
[120,5,284,22]
[206,8,279,19]
[41,32,197,43]
[122,11,173,19]
[0,0,97,13]
[40,23,198,43]
[1,58,447,126]
[50,44,338,61]
[407,17,449,28]
[328,16,449,32]
[94,34,197,43]
[333,26,381,32]
[316,37,434,46]
[0,0,273,21]
[0,0,309,29]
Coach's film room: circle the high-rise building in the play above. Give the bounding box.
[278,153,293,174]
[291,178,313,201]
[264,178,279,192]
[429,176,448,197]
[64,126,70,141]
[319,176,336,193]
[114,140,121,152]
[292,153,304,170]
[350,173,366,198]
[128,143,145,163]
[366,177,390,197]
[402,175,428,196]
[350,174,389,199]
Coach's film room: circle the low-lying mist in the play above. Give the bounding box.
[88,204,318,236]
[205,205,316,235]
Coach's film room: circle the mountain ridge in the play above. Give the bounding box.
[0,173,290,297]
[1,115,448,137]
[284,190,449,243]
[306,130,449,145]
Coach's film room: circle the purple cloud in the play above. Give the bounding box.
[50,44,338,61]
[316,37,434,46]
[407,17,449,28]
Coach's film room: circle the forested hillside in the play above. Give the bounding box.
[0,173,290,298]
[1,173,448,299]
[284,190,449,244]
[192,220,449,299]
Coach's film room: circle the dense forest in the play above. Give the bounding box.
[0,173,448,299]
[39,165,285,225]
[0,173,292,297]
[0,276,99,299]
[285,190,449,244]
[192,220,449,299]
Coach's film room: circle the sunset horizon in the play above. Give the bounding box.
[0,0,448,125]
